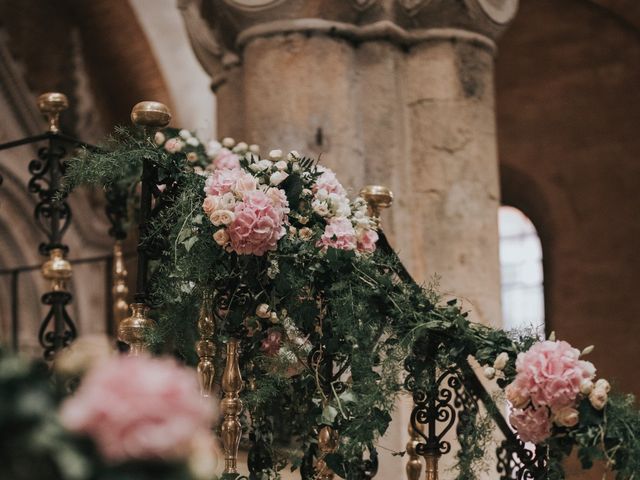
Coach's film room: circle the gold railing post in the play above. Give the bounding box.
[315,425,338,480]
[112,240,129,328]
[221,338,243,474]
[196,296,216,397]
[406,422,424,480]
[424,452,439,480]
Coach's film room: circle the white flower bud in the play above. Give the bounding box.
[274,160,288,171]
[595,379,611,393]
[256,304,270,319]
[493,352,509,371]
[548,331,556,341]
[179,129,192,139]
[589,387,608,410]
[580,379,594,395]
[186,137,200,147]
[270,171,289,186]
[287,150,300,161]
[581,345,594,357]
[154,131,166,145]
[249,144,260,154]
[233,142,248,153]
[483,366,496,380]
[222,137,235,148]
[270,312,279,323]
[269,149,283,160]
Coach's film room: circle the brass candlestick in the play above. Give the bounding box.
[221,338,244,474]
[37,92,68,133]
[117,303,154,356]
[196,296,216,397]
[406,422,424,480]
[112,240,129,328]
[315,426,338,480]
[41,248,72,292]
[359,185,394,221]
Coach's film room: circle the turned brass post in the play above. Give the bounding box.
[406,422,424,480]
[424,452,439,480]
[37,92,68,133]
[196,296,216,397]
[221,338,244,475]
[315,425,338,480]
[359,185,394,222]
[112,240,129,328]
[117,303,154,356]
[41,248,72,292]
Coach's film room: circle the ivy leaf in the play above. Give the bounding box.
[183,236,198,252]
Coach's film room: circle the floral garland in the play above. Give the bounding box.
[60,127,640,480]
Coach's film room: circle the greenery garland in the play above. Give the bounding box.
[62,127,640,480]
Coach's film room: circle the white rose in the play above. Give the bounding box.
[289,226,297,235]
[270,171,289,186]
[553,407,580,428]
[206,140,222,157]
[164,138,184,153]
[222,137,235,148]
[483,366,496,380]
[287,150,299,162]
[210,209,235,226]
[493,352,509,371]
[213,229,229,246]
[186,137,200,147]
[233,142,248,153]
[269,149,283,160]
[299,227,313,241]
[257,159,273,171]
[274,160,288,171]
[589,387,609,410]
[580,379,594,395]
[154,131,166,145]
[313,201,330,217]
[595,379,611,393]
[249,144,260,154]
[256,303,271,319]
[179,129,192,139]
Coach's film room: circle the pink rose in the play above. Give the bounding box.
[60,356,214,463]
[508,340,596,412]
[553,406,580,427]
[509,407,552,444]
[202,195,219,215]
[213,148,240,170]
[203,168,257,196]
[164,138,184,153]
[318,218,357,251]
[260,329,282,356]
[357,228,378,253]
[313,167,347,196]
[227,190,287,256]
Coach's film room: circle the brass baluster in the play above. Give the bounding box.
[112,240,129,328]
[196,296,216,397]
[118,303,153,356]
[221,338,243,475]
[424,452,439,480]
[406,422,423,480]
[315,426,338,480]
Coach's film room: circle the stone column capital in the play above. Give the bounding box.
[180,0,518,88]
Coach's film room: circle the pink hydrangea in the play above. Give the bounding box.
[509,340,595,412]
[319,217,357,251]
[313,167,347,196]
[228,190,287,256]
[204,168,257,196]
[60,356,214,463]
[213,148,240,170]
[509,407,553,444]
[357,228,378,253]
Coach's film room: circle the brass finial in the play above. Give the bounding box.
[406,422,424,480]
[316,426,339,480]
[221,338,244,474]
[359,185,393,220]
[37,92,68,133]
[117,303,155,355]
[41,248,72,291]
[196,296,216,397]
[130,101,171,130]
[112,241,129,328]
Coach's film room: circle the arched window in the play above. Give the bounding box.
[499,206,545,332]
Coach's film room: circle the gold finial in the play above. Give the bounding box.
[196,296,216,397]
[37,92,69,133]
[41,248,72,291]
[359,185,394,220]
[117,303,155,355]
[130,101,171,130]
[112,241,129,328]
[316,426,339,480]
[406,422,424,480]
[221,338,244,475]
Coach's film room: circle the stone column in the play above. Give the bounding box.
[181,0,517,477]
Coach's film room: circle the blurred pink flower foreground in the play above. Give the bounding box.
[61,355,215,463]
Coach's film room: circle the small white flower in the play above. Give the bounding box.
[292,163,302,173]
[289,226,297,235]
[154,131,166,145]
[589,386,609,410]
[493,352,509,371]
[595,379,611,393]
[270,171,289,186]
[187,152,199,164]
[274,160,288,171]
[312,201,330,217]
[269,149,283,160]
[179,129,192,139]
[186,137,200,147]
[213,229,229,246]
[233,142,248,153]
[483,366,496,380]
[256,304,271,319]
[222,137,235,148]
[580,379,594,395]
[206,140,222,158]
[256,159,273,171]
[299,227,313,241]
[287,150,299,162]
[210,209,235,226]
[270,312,279,323]
[249,144,260,154]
